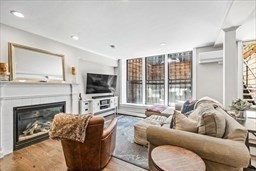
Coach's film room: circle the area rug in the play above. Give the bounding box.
[112,115,148,169]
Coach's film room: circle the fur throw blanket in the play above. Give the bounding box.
[49,113,92,143]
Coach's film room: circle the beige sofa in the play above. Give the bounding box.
[146,108,251,171]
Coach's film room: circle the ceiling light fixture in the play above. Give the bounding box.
[160,42,166,46]
[110,45,115,48]
[10,10,24,18]
[71,35,79,40]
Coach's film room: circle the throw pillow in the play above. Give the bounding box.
[188,104,213,122]
[146,104,167,113]
[181,99,197,114]
[173,110,198,133]
[198,108,226,138]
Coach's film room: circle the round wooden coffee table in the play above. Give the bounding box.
[151,145,206,171]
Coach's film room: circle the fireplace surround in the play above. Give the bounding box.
[13,101,66,150]
[0,82,79,157]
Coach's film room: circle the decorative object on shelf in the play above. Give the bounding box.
[71,66,76,83]
[79,93,82,100]
[0,62,10,81]
[71,67,76,75]
[230,98,251,120]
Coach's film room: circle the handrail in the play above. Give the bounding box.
[243,81,256,101]
[243,60,256,80]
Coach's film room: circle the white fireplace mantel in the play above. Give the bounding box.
[0,81,79,158]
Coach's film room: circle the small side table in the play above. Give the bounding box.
[151,145,206,171]
[237,110,256,169]
[236,110,256,149]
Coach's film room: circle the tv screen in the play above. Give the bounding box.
[86,73,117,94]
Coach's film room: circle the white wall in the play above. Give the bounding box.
[78,59,116,99]
[0,24,118,95]
[195,46,223,103]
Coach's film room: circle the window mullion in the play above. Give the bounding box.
[164,54,168,106]
[142,58,146,104]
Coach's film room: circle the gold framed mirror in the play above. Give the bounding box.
[8,43,65,82]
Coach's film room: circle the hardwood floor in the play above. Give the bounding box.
[0,139,147,171]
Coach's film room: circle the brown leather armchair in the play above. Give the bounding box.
[61,116,117,171]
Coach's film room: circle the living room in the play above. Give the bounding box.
[0,0,255,171]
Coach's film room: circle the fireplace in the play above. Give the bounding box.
[13,101,66,150]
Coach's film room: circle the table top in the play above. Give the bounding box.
[237,111,256,132]
[151,145,206,171]
[238,118,256,132]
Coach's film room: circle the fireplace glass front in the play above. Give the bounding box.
[13,101,66,150]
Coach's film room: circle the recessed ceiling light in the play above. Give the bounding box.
[71,35,79,40]
[110,45,115,48]
[160,42,166,46]
[10,10,24,18]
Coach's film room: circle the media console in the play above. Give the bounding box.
[79,96,118,117]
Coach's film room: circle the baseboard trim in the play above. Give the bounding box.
[0,150,4,158]
[118,112,146,118]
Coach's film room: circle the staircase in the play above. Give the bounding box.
[243,41,256,105]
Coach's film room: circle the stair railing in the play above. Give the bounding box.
[243,60,256,86]
[243,59,256,102]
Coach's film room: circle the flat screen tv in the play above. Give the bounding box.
[86,73,117,94]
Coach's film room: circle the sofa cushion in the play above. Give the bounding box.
[146,115,167,125]
[198,108,226,138]
[173,110,198,133]
[163,115,173,124]
[161,107,174,116]
[215,107,248,142]
[194,96,224,110]
[134,119,161,146]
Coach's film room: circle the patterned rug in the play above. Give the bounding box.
[112,115,148,169]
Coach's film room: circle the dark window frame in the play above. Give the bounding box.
[126,58,143,104]
[145,55,165,105]
[168,51,193,105]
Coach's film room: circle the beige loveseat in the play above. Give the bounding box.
[146,107,250,171]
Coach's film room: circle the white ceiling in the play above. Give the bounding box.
[0,0,255,59]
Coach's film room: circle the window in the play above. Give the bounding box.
[127,58,143,104]
[125,51,192,105]
[145,55,165,104]
[168,51,192,106]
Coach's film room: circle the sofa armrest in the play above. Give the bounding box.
[102,118,117,139]
[147,126,250,168]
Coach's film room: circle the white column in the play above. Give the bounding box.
[237,41,244,99]
[223,26,239,109]
[0,84,3,158]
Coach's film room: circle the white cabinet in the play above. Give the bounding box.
[79,96,118,117]
[79,100,92,114]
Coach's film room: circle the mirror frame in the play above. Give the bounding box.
[8,43,65,82]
